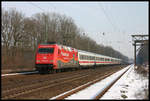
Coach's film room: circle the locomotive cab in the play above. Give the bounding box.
[35,43,58,73]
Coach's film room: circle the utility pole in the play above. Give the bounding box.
[131,34,148,66]
[44,14,48,43]
[83,32,89,51]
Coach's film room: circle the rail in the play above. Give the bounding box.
[50,65,132,100]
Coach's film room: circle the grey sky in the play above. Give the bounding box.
[2,1,149,59]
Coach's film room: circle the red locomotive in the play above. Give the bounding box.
[35,42,121,73]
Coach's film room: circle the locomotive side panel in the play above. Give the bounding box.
[56,45,79,69]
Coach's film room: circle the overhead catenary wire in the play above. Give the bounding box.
[96,3,132,51]
[29,3,131,44]
[29,2,46,12]
[97,3,118,32]
[29,2,48,42]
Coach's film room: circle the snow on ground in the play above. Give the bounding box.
[101,65,149,100]
[64,64,148,100]
[1,71,38,77]
[64,65,131,99]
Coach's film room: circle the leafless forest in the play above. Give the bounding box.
[2,8,129,70]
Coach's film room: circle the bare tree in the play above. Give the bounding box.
[7,9,25,56]
[2,9,13,52]
[2,8,129,70]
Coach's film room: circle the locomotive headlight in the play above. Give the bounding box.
[37,60,40,62]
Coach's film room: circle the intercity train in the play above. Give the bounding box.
[35,42,121,73]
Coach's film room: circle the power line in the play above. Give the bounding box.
[29,2,45,12]
[97,3,118,32]
[29,2,48,42]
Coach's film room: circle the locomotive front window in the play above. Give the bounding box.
[38,48,54,54]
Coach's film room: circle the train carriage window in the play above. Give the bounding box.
[92,56,95,60]
[96,57,98,60]
[83,55,85,60]
[82,55,85,60]
[83,55,86,60]
[82,55,84,60]
[86,55,88,60]
[80,55,83,60]
[100,58,102,61]
[81,55,84,60]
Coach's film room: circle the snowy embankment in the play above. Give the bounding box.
[50,64,148,100]
[64,65,131,99]
[101,64,149,99]
[64,64,148,100]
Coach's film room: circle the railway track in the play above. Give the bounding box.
[2,69,88,91]
[2,65,126,99]
[50,71,116,100]
[2,67,100,91]
[1,71,38,77]
[2,74,89,99]
[50,65,131,100]
[2,69,92,99]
